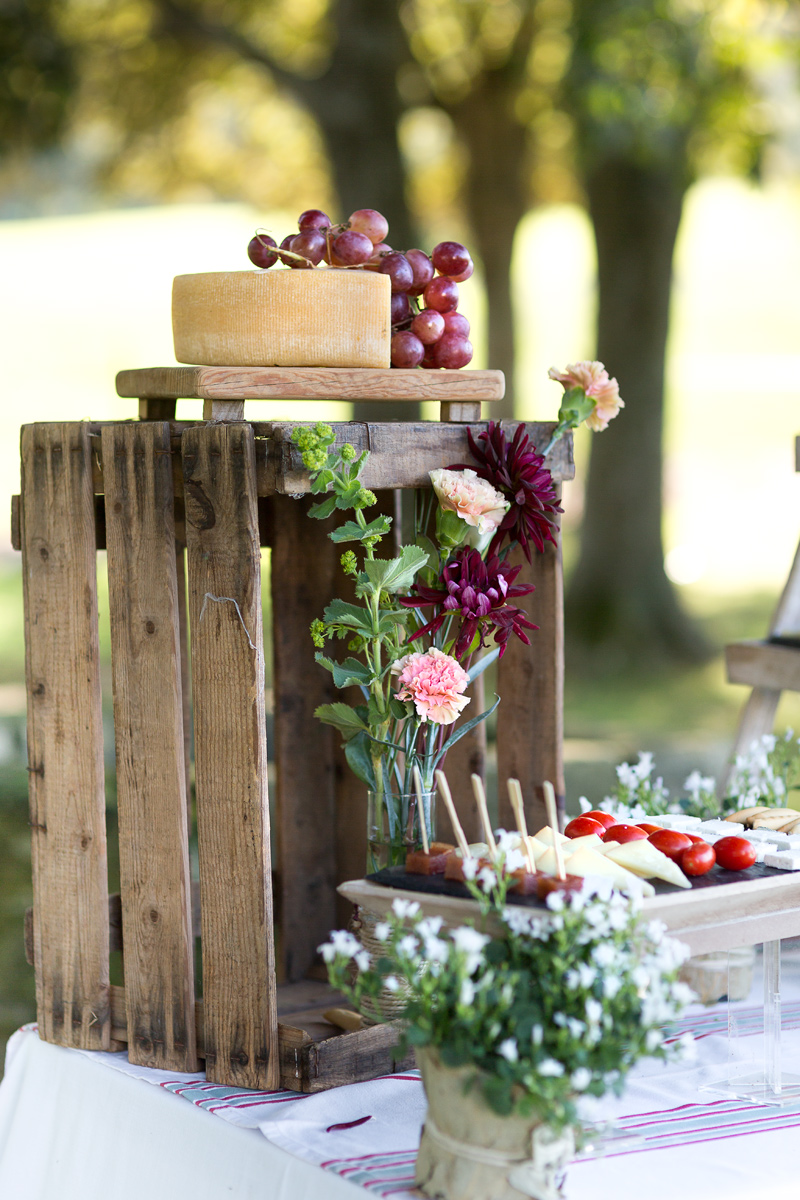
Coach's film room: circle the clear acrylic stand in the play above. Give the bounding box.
[708,940,800,1105]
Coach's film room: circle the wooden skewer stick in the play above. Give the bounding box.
[543,780,566,881]
[413,764,430,855]
[435,770,470,859]
[507,778,536,875]
[471,773,497,857]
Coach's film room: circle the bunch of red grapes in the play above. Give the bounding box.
[247,207,474,371]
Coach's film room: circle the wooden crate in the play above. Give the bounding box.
[14,367,575,1088]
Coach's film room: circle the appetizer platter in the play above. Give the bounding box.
[339,773,800,956]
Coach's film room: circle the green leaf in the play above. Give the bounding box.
[467,646,501,683]
[344,731,377,788]
[322,598,374,634]
[329,515,392,544]
[414,534,440,573]
[362,545,428,594]
[310,470,334,495]
[557,387,595,427]
[335,480,364,509]
[308,494,337,519]
[315,654,373,689]
[439,695,502,756]
[314,703,368,740]
[389,697,408,721]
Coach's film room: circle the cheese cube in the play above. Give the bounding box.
[764,851,800,871]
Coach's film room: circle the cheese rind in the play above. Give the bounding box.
[172,270,392,368]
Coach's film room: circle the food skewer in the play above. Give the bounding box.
[471,773,497,858]
[413,764,430,855]
[508,778,536,875]
[435,770,471,860]
[543,780,566,881]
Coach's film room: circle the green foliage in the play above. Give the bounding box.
[313,702,368,740]
[563,0,765,180]
[321,884,693,1132]
[0,0,75,154]
[359,546,429,595]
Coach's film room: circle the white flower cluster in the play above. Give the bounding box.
[600,751,672,820]
[319,877,694,1124]
[728,732,798,808]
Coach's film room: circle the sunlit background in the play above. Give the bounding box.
[3,0,800,1060]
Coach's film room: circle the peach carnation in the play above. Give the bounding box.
[393,647,471,725]
[548,360,624,432]
[429,468,509,534]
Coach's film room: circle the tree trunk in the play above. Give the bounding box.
[313,0,418,421]
[451,81,528,417]
[314,0,416,250]
[565,157,710,668]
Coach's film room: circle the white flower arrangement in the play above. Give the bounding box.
[320,879,693,1133]
[579,731,800,824]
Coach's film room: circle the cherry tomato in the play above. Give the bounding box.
[686,833,707,844]
[681,842,715,876]
[583,810,617,831]
[714,836,757,871]
[637,823,664,835]
[564,816,606,839]
[648,829,693,862]
[603,823,648,843]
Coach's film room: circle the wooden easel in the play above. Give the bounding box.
[723,436,800,789]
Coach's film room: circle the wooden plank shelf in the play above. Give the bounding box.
[116,365,505,402]
[116,365,505,424]
[726,638,800,692]
[339,872,800,959]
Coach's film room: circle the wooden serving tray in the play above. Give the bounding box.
[339,865,800,956]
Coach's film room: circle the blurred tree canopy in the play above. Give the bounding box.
[1,0,795,665]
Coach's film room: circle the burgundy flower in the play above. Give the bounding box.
[401,548,537,660]
[451,422,562,562]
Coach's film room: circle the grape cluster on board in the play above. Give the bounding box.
[247,208,474,371]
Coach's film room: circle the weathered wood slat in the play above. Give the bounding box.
[107,983,411,1092]
[20,422,110,1049]
[496,491,564,834]
[182,422,278,1089]
[102,422,198,1072]
[724,522,800,789]
[265,421,574,494]
[25,885,203,965]
[116,366,505,402]
[726,639,800,692]
[88,422,575,500]
[270,494,339,981]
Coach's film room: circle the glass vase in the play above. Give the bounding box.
[366,787,436,873]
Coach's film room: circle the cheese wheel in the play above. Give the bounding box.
[172,269,391,368]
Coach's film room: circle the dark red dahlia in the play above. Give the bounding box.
[401,548,537,660]
[451,421,562,561]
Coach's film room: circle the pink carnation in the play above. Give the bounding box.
[393,647,471,725]
[548,360,624,432]
[429,468,509,534]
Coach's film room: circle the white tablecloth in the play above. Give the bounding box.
[4,959,800,1199]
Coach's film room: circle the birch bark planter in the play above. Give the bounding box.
[415,1048,575,1200]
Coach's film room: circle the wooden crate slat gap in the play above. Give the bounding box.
[102,421,198,1072]
[20,422,111,1049]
